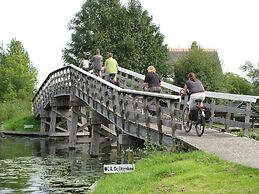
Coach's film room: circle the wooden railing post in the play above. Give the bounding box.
[209,98,216,129]
[225,100,232,132]
[112,89,117,124]
[119,92,125,129]
[244,102,251,134]
[170,99,176,148]
[144,96,150,131]
[156,97,162,145]
[133,94,140,137]
[124,97,129,131]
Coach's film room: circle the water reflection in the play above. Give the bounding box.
[0,137,117,193]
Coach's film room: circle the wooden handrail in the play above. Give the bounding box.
[118,66,259,103]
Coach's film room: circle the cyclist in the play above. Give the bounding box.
[182,72,206,127]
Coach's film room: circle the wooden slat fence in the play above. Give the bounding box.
[117,67,259,132]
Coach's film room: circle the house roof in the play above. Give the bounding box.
[168,48,220,64]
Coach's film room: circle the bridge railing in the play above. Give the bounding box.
[117,67,259,132]
[33,65,181,147]
[32,66,72,116]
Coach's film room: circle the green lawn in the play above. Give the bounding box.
[92,151,259,194]
[3,115,40,132]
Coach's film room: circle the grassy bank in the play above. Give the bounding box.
[234,130,259,141]
[0,99,40,132]
[3,115,40,132]
[92,151,259,194]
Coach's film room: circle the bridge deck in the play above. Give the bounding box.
[176,128,259,169]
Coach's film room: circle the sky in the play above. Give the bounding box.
[1,0,258,87]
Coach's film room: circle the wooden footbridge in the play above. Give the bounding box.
[32,65,259,167]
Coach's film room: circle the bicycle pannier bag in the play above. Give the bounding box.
[189,108,199,121]
[204,107,211,121]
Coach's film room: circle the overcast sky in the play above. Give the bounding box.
[1,0,258,87]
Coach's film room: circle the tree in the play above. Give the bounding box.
[62,0,172,77]
[0,38,38,102]
[173,42,224,91]
[240,61,259,88]
[223,72,254,95]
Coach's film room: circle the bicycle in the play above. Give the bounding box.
[180,90,206,137]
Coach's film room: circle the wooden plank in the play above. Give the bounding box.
[156,97,163,145]
[211,117,250,128]
[49,106,57,135]
[244,102,252,133]
[69,106,79,149]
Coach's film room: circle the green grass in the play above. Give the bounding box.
[0,100,31,122]
[234,130,259,141]
[92,151,259,194]
[0,99,40,132]
[3,114,40,132]
[211,123,259,141]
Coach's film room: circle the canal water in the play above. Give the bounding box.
[0,136,120,194]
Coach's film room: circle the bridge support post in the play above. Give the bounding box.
[40,110,49,133]
[90,124,101,156]
[49,107,57,136]
[40,118,47,133]
[81,107,88,130]
[90,111,112,156]
[69,106,79,149]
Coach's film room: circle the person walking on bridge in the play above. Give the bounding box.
[104,53,119,82]
[79,52,90,71]
[91,49,103,77]
[143,65,161,93]
[143,65,162,116]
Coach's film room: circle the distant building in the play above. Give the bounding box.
[168,48,220,65]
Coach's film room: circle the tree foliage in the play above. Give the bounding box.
[173,42,224,91]
[223,73,254,95]
[62,0,172,77]
[240,61,259,88]
[0,38,38,102]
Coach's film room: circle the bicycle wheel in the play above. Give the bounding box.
[182,107,192,133]
[195,110,205,136]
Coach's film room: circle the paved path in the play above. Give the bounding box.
[176,128,259,169]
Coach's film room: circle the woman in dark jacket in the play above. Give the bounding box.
[144,65,161,93]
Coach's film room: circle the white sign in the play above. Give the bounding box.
[24,125,34,129]
[104,164,135,174]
